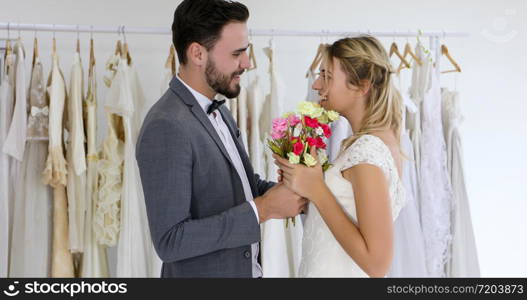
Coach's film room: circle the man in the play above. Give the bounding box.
[136,0,306,278]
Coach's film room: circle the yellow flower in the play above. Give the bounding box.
[298,101,324,118]
[288,152,300,164]
[327,110,340,122]
[317,113,329,124]
[303,153,317,167]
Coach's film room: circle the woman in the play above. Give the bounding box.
[274,36,407,277]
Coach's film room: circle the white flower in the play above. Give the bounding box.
[288,152,300,164]
[315,127,324,136]
[303,153,317,167]
[297,101,323,118]
[317,150,328,165]
[293,124,302,137]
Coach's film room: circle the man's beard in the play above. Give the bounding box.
[205,58,244,99]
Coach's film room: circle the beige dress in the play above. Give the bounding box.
[9,54,53,277]
[95,54,123,248]
[66,51,87,254]
[43,52,75,278]
[0,51,16,278]
[80,55,110,277]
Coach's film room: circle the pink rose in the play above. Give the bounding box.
[272,118,288,134]
[288,114,301,127]
[271,131,285,140]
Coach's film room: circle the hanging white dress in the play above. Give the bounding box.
[80,56,109,278]
[416,46,453,277]
[0,51,15,278]
[407,45,425,213]
[259,44,303,277]
[387,91,428,277]
[3,42,28,278]
[43,52,75,277]
[105,55,159,277]
[237,85,249,152]
[128,59,163,277]
[246,75,266,178]
[9,53,53,277]
[66,51,87,254]
[441,88,480,277]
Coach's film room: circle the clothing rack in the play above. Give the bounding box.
[0,22,469,37]
[1,22,469,76]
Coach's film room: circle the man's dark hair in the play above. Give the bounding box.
[172,0,249,65]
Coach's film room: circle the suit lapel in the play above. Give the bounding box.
[169,77,235,167]
[218,106,259,197]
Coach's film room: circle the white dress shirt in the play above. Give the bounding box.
[176,75,262,278]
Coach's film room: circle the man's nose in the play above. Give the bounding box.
[240,51,251,69]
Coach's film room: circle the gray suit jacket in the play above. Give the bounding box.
[136,77,275,278]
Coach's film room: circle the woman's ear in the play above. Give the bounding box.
[359,79,372,96]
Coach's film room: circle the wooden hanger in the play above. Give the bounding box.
[114,39,122,56]
[389,42,411,69]
[121,26,132,65]
[440,44,461,73]
[165,45,176,75]
[52,37,57,56]
[306,43,324,77]
[89,37,96,77]
[396,42,422,74]
[32,37,39,67]
[247,43,257,71]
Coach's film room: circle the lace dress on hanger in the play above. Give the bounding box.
[416,46,453,277]
[9,54,53,277]
[43,52,75,277]
[102,54,159,277]
[80,55,110,277]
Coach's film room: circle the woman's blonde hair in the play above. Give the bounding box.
[323,35,403,154]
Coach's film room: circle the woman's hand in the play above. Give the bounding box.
[273,147,326,201]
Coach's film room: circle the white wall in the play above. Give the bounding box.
[1,0,526,277]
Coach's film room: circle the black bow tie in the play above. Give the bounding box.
[207,99,226,115]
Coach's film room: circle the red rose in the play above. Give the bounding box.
[293,141,304,155]
[304,116,320,129]
[306,137,317,147]
[320,123,331,138]
[316,137,326,149]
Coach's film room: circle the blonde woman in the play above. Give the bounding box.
[274,36,407,277]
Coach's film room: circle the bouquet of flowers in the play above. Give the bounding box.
[267,101,340,227]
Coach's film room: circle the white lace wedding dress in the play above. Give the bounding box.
[298,135,407,277]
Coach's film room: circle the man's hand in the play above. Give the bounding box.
[254,183,307,223]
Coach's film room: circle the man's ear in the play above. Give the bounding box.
[187,42,207,67]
